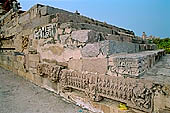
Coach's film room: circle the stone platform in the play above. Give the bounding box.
[0,52,169,113]
[0,3,169,113]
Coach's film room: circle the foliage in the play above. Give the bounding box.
[153,38,170,54]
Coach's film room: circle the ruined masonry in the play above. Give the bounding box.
[0,3,169,113]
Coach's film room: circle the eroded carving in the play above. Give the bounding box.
[107,51,164,77]
[37,63,63,82]
[22,35,29,51]
[59,69,154,112]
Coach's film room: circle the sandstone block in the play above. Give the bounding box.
[63,48,82,61]
[28,54,40,62]
[29,61,37,68]
[101,104,110,113]
[68,58,107,74]
[99,40,139,56]
[18,13,30,24]
[31,39,38,49]
[40,6,69,16]
[25,72,34,82]
[166,96,170,108]
[81,43,100,57]
[154,92,166,112]
[71,30,98,43]
[48,45,64,56]
[31,15,52,29]
[59,34,70,45]
[82,58,107,74]
[68,59,83,71]
[40,6,48,16]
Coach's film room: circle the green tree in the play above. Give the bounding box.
[153,38,170,54]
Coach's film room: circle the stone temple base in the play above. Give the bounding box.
[0,3,169,113]
[0,63,144,113]
[0,55,170,113]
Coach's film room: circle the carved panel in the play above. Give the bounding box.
[37,63,63,82]
[60,69,154,112]
[108,56,149,77]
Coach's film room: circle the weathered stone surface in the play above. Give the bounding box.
[81,43,100,57]
[99,40,139,56]
[60,69,158,112]
[68,59,83,72]
[37,63,63,82]
[106,34,133,42]
[107,50,165,77]
[18,13,30,24]
[64,28,72,34]
[63,48,82,61]
[28,54,40,62]
[40,5,71,16]
[71,30,98,43]
[14,35,23,52]
[68,58,107,74]
[48,45,64,56]
[0,3,167,113]
[59,34,70,45]
[82,58,107,74]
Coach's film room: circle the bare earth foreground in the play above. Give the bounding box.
[0,67,89,113]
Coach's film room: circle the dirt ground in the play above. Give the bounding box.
[0,67,89,113]
[142,54,170,85]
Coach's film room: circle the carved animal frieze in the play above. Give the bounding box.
[59,69,155,112]
[36,59,165,112]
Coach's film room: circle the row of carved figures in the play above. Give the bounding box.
[36,63,163,112]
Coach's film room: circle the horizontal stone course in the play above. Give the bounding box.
[107,50,165,77]
[0,3,167,113]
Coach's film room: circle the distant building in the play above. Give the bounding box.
[142,32,160,40]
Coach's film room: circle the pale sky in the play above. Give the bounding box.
[19,0,170,38]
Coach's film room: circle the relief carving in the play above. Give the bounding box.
[59,69,154,112]
[37,63,63,82]
[22,36,29,51]
[108,57,148,77]
[36,62,165,112]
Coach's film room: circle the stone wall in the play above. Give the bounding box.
[107,50,165,77]
[0,3,167,113]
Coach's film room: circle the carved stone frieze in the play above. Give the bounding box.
[107,50,165,77]
[37,63,63,82]
[60,69,155,112]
